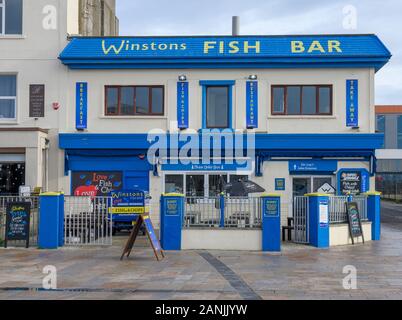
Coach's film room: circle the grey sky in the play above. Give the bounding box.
[117,0,402,105]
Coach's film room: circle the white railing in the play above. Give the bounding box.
[293,196,309,244]
[328,195,368,224]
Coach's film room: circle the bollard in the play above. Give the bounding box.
[160,193,184,250]
[364,191,381,241]
[39,192,62,249]
[261,194,281,252]
[219,193,225,228]
[306,193,330,248]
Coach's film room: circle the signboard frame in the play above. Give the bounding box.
[4,202,31,248]
[346,202,365,244]
[29,84,45,118]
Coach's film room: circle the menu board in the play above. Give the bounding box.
[340,171,362,195]
[29,85,45,118]
[346,202,364,244]
[4,202,31,248]
[72,171,123,197]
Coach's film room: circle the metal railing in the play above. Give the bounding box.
[183,196,262,229]
[328,195,368,224]
[64,196,112,246]
[293,196,309,244]
[0,196,40,246]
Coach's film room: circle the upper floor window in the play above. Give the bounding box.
[105,86,164,116]
[0,75,16,120]
[0,0,23,35]
[398,116,402,149]
[272,85,332,116]
[206,86,230,128]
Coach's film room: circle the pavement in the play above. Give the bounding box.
[0,203,402,300]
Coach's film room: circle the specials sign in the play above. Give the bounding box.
[4,202,31,248]
[340,171,362,195]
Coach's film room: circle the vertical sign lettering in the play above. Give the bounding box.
[76,82,88,130]
[246,81,258,128]
[346,79,358,127]
[177,82,189,129]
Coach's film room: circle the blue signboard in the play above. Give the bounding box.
[346,79,358,127]
[337,169,370,195]
[177,82,189,129]
[162,160,251,172]
[289,160,337,173]
[111,190,145,217]
[76,82,88,130]
[264,199,280,217]
[246,81,258,129]
[275,178,286,191]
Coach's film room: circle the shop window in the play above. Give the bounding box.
[0,0,23,35]
[376,115,386,148]
[165,175,184,194]
[206,86,229,128]
[208,175,227,197]
[229,175,248,183]
[0,163,25,195]
[0,75,16,120]
[105,86,164,116]
[272,85,332,116]
[186,175,204,197]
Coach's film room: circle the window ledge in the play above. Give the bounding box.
[0,35,26,39]
[0,120,18,125]
[268,115,337,119]
[99,115,167,120]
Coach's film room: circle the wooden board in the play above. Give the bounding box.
[5,202,31,248]
[120,215,165,261]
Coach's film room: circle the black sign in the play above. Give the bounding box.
[121,215,164,261]
[29,85,45,118]
[340,171,362,195]
[346,202,364,244]
[4,202,31,248]
[72,171,123,197]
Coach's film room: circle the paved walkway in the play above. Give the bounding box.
[1,222,402,300]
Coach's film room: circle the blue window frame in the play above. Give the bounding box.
[200,80,235,129]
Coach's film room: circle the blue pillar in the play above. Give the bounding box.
[160,193,184,250]
[261,194,281,252]
[219,193,225,228]
[39,192,62,249]
[365,192,381,241]
[307,194,330,248]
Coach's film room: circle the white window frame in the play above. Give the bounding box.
[0,0,24,37]
[0,74,17,121]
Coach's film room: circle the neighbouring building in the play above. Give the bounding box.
[0,0,391,230]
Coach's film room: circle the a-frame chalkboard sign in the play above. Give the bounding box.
[346,202,365,245]
[4,202,31,248]
[120,215,165,261]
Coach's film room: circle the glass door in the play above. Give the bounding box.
[292,177,311,198]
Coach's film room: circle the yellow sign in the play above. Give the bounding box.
[110,207,145,214]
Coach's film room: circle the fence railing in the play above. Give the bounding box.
[328,195,368,224]
[64,196,112,246]
[0,196,40,246]
[183,196,262,229]
[293,196,309,244]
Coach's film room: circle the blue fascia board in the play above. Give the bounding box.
[59,133,384,151]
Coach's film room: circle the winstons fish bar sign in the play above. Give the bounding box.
[59,35,391,70]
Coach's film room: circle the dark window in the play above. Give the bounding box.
[0,0,23,35]
[206,86,229,128]
[105,86,164,116]
[272,85,332,115]
[376,115,386,149]
[398,116,402,149]
[0,163,25,195]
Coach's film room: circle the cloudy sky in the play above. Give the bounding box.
[117,0,401,105]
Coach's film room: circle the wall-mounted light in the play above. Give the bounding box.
[178,75,187,82]
[248,75,258,80]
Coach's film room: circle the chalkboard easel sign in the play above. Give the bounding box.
[120,215,165,261]
[346,202,365,245]
[4,202,31,248]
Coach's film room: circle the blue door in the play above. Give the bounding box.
[124,171,149,192]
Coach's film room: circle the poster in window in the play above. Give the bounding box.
[72,171,123,196]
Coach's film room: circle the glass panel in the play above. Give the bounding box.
[376,115,385,133]
[318,87,331,113]
[293,178,311,197]
[229,175,248,183]
[0,7,3,34]
[106,87,118,114]
[206,86,229,128]
[5,0,23,35]
[120,87,134,115]
[302,86,316,114]
[273,87,285,113]
[0,163,25,195]
[165,175,184,194]
[313,177,334,194]
[0,75,16,96]
[186,175,205,197]
[0,99,15,118]
[286,87,301,115]
[135,87,150,114]
[398,116,402,149]
[208,175,227,197]
[151,87,163,114]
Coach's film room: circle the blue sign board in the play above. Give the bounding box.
[275,178,286,191]
[110,190,146,222]
[264,199,280,217]
[246,81,258,128]
[346,79,358,127]
[162,160,251,172]
[76,82,88,130]
[289,160,337,173]
[177,82,189,129]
